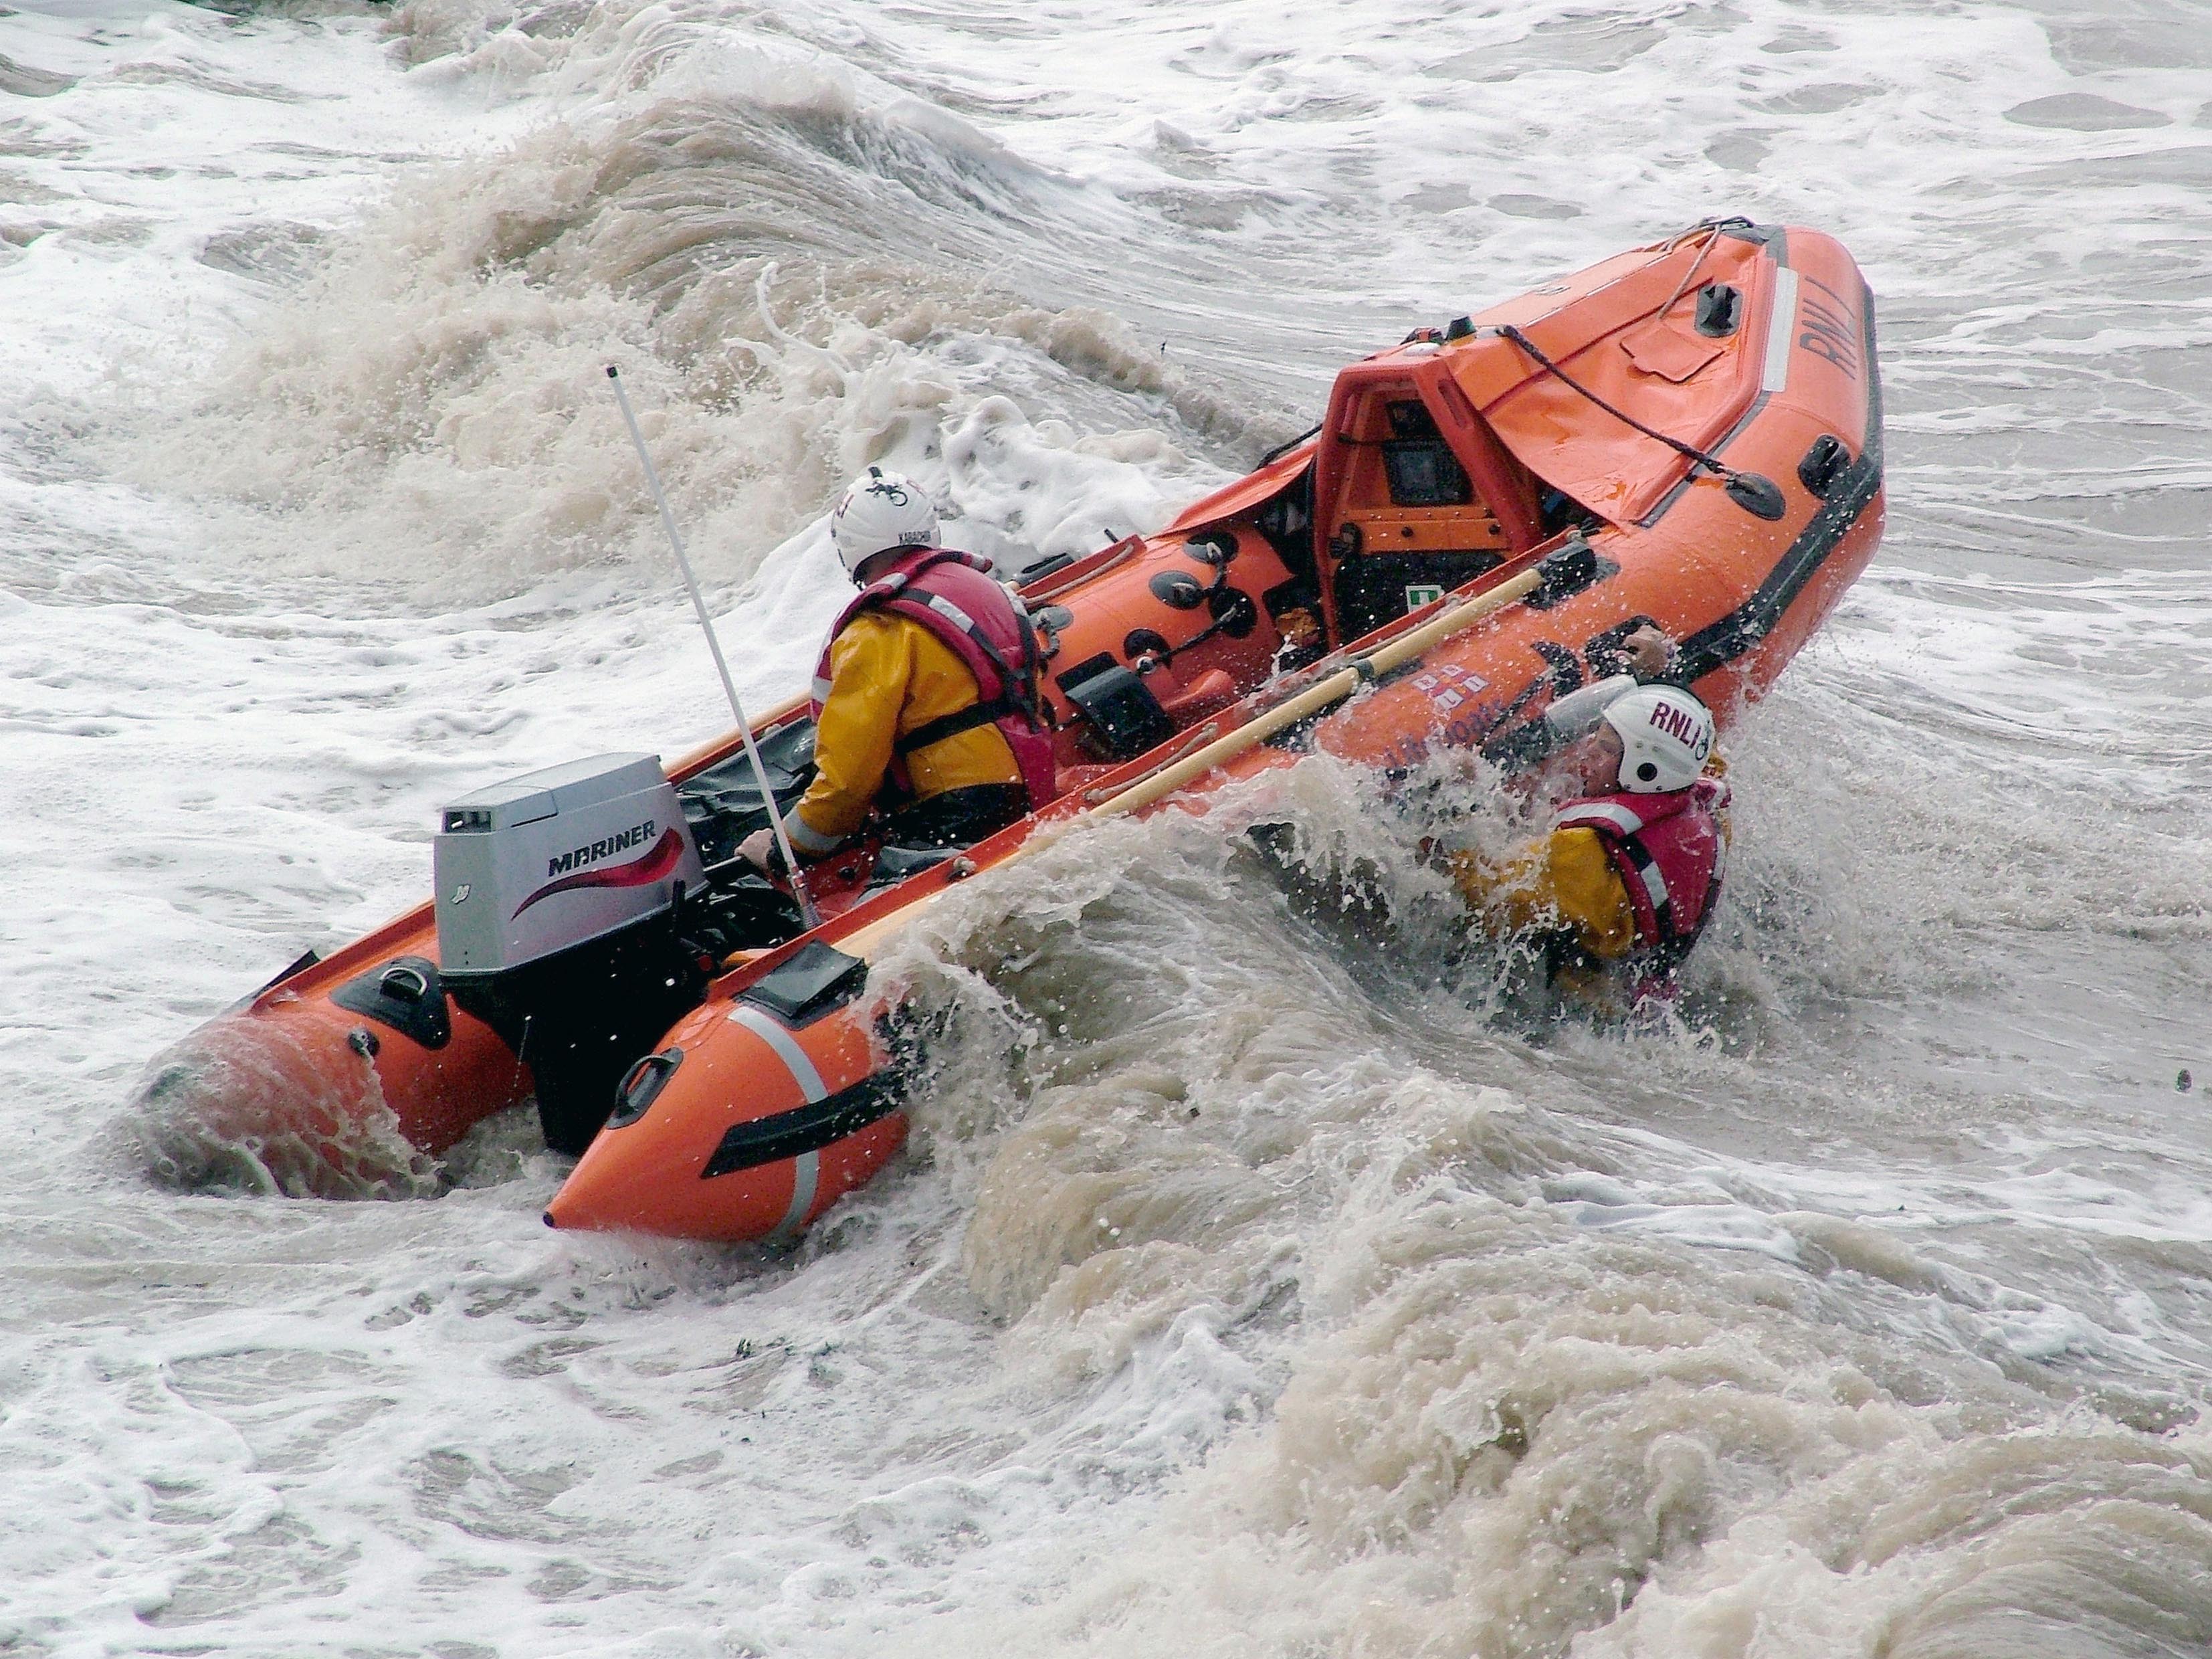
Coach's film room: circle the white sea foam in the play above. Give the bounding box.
[4,0,2211,1654]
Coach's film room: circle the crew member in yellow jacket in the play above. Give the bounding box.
[738,469,1051,875]
[1440,673,1730,1005]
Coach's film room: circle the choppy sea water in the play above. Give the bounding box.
[3,1,2209,1655]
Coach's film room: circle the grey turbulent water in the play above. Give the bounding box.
[1,1,2209,1656]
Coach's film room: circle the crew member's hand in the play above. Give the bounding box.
[737,828,779,876]
[1621,624,1675,678]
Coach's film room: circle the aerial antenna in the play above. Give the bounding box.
[607,365,819,929]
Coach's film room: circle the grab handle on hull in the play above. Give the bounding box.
[609,1048,683,1129]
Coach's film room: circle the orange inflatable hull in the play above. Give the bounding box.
[132,219,1880,1220]
[546,219,1888,1242]
[130,913,527,1196]
[126,714,807,1195]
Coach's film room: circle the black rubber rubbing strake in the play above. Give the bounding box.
[701,1070,908,1179]
[1674,290,1884,685]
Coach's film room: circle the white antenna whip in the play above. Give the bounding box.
[607,365,820,929]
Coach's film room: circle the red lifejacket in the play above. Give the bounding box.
[1551,775,1730,991]
[811,548,1058,811]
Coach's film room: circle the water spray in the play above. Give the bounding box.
[606,365,820,929]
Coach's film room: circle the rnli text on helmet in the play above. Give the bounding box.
[1648,700,1712,761]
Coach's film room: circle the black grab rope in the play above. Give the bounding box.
[1496,324,1787,520]
[1259,421,1324,467]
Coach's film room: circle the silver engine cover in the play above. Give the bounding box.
[433,753,704,977]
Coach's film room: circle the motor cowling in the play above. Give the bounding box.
[433,755,710,1155]
[435,754,704,973]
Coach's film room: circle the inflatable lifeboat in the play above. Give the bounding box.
[132,218,1884,1232]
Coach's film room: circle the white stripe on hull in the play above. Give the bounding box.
[728,1004,828,1240]
[1762,267,1799,396]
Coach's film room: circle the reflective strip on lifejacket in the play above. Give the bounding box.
[1557,799,1649,836]
[922,592,982,636]
[726,1004,823,1237]
[1607,832,1678,943]
[810,674,835,702]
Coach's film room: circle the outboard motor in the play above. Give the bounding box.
[435,754,710,1155]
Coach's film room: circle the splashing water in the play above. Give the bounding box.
[3,0,2209,1654]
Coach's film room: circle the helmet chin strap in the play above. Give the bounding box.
[851,546,906,585]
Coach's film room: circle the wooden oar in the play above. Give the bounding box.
[829,563,1548,959]
[1087,565,1544,819]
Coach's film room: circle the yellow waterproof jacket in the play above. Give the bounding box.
[789,611,1021,854]
[1445,828,1638,962]
[1445,758,1732,972]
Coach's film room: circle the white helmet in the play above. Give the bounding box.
[1602,685,1714,793]
[830,467,938,577]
